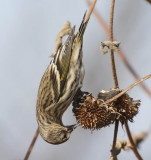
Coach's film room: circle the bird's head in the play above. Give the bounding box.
[39,123,76,144]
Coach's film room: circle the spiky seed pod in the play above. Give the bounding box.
[99,89,140,123]
[36,13,89,144]
[73,91,116,130]
[73,89,140,130]
[110,92,140,123]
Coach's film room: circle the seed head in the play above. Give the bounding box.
[73,89,140,130]
[73,91,116,130]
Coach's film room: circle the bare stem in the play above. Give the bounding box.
[124,121,143,160]
[108,0,119,159]
[109,0,114,42]
[104,74,151,105]
[118,50,151,98]
[24,128,39,160]
[110,50,119,88]
[85,0,151,98]
[84,0,97,23]
[110,120,119,160]
[85,1,150,160]
[109,0,119,89]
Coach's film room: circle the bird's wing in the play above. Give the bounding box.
[53,26,75,94]
[37,26,75,111]
[36,62,60,110]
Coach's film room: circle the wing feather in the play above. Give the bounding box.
[54,27,75,92]
[74,12,89,43]
[37,25,75,111]
[36,62,60,110]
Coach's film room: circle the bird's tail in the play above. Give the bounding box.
[76,11,89,41]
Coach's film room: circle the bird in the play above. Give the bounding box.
[36,13,89,144]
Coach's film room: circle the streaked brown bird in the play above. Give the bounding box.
[36,13,89,144]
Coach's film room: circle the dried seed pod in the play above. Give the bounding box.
[73,91,116,130]
[99,89,140,123]
[73,89,140,130]
[111,93,140,123]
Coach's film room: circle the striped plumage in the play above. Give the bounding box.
[36,13,89,144]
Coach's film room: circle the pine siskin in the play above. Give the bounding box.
[36,13,89,144]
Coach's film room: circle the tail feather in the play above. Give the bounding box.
[77,11,89,41]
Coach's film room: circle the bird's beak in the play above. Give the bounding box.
[67,124,77,133]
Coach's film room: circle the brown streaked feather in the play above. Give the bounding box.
[75,11,89,42]
[55,26,75,92]
[37,63,60,110]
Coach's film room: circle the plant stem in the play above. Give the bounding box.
[109,0,114,42]
[109,0,119,159]
[84,0,97,23]
[85,0,151,98]
[24,128,39,160]
[104,74,151,105]
[110,120,119,160]
[85,1,149,159]
[124,121,143,160]
[109,0,119,89]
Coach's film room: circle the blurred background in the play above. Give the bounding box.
[0,0,151,159]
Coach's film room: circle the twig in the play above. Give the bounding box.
[84,0,97,23]
[124,121,143,160]
[108,1,119,159]
[85,1,149,159]
[109,0,114,42]
[85,0,110,37]
[118,50,151,98]
[110,131,148,155]
[109,0,119,89]
[104,74,151,104]
[85,0,151,99]
[24,128,39,160]
[110,120,119,160]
